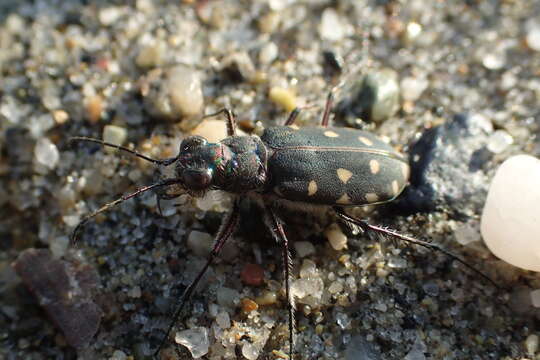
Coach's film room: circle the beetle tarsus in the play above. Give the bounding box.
[265,206,296,359]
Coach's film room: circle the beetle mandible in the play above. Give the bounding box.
[70,91,496,359]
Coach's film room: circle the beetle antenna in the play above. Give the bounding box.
[334,208,501,289]
[71,179,179,246]
[69,137,178,166]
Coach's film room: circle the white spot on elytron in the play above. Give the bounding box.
[391,180,400,195]
[336,168,353,184]
[359,136,373,146]
[288,124,300,130]
[401,163,410,179]
[308,180,318,196]
[336,193,351,204]
[369,159,380,174]
[366,193,379,203]
[324,130,339,138]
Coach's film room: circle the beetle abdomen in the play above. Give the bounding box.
[261,126,409,206]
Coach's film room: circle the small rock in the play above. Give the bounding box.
[526,25,540,51]
[345,335,381,360]
[135,40,167,68]
[319,8,345,42]
[141,65,204,120]
[242,341,259,360]
[525,334,539,356]
[34,137,59,170]
[84,95,104,124]
[102,125,127,154]
[337,69,400,124]
[12,249,102,348]
[255,290,278,306]
[454,222,481,246]
[269,87,297,113]
[259,42,278,65]
[186,230,214,257]
[400,76,428,102]
[241,298,259,313]
[109,350,127,360]
[481,155,540,271]
[258,11,281,34]
[99,6,124,26]
[241,263,265,286]
[324,223,347,250]
[486,130,513,154]
[175,327,209,358]
[294,241,315,258]
[216,287,239,308]
[531,289,540,308]
[215,311,230,329]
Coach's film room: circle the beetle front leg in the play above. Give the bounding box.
[263,205,296,360]
[320,91,334,127]
[202,108,237,136]
[154,199,241,357]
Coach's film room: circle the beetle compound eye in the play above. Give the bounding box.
[183,168,212,190]
[180,136,207,153]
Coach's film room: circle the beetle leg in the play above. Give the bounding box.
[202,108,237,136]
[284,107,302,126]
[264,205,296,359]
[320,91,334,127]
[154,199,241,357]
[333,207,500,289]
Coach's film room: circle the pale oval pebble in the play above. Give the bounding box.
[480,155,540,271]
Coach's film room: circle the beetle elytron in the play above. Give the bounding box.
[71,92,495,359]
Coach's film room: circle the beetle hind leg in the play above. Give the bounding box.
[333,207,500,289]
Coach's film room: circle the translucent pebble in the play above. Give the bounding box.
[34,137,60,170]
[175,327,209,358]
[481,155,540,271]
[335,312,351,329]
[291,277,324,301]
[216,287,239,308]
[486,130,513,154]
[242,341,259,360]
[325,223,348,250]
[319,8,345,41]
[215,311,230,329]
[300,259,318,278]
[136,41,167,68]
[103,125,127,153]
[387,256,407,269]
[328,281,343,294]
[50,236,69,258]
[294,241,315,258]
[187,230,214,257]
[454,222,481,245]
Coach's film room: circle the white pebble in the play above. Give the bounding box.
[34,137,59,170]
[175,327,209,358]
[294,241,315,258]
[481,155,540,271]
[102,125,127,154]
[259,42,278,64]
[454,222,481,246]
[215,311,230,329]
[487,130,513,154]
[319,8,345,41]
[109,350,127,360]
[400,76,428,102]
[99,7,124,26]
[242,342,259,360]
[526,25,540,51]
[191,119,228,143]
[50,236,69,259]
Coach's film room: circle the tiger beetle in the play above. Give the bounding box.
[70,91,497,359]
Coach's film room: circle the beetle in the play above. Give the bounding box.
[70,92,496,359]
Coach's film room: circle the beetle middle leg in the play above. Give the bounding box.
[263,204,296,359]
[202,108,237,136]
[154,199,241,357]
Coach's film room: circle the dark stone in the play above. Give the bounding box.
[12,249,102,349]
[345,335,382,360]
[396,113,492,218]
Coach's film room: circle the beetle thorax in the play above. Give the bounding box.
[175,135,268,196]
